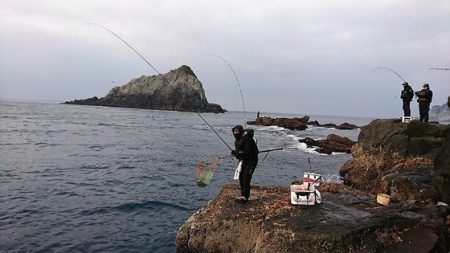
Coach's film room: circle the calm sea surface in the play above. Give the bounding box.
[0,100,373,252]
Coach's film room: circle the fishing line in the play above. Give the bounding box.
[187,53,247,128]
[82,23,233,151]
[84,23,162,76]
[369,66,407,83]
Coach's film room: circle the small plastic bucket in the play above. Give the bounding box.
[377,193,390,206]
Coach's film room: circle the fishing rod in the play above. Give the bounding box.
[187,53,247,128]
[83,23,234,151]
[196,113,232,151]
[370,66,407,83]
[84,23,163,76]
[259,147,284,153]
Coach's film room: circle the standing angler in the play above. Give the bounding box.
[400,82,414,116]
[231,125,259,203]
[415,83,433,122]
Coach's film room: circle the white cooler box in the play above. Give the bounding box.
[290,182,321,205]
[303,172,323,187]
[401,116,413,123]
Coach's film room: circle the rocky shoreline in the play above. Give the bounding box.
[176,119,450,252]
[247,116,360,131]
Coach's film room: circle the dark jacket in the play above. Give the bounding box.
[234,130,259,164]
[416,89,433,104]
[401,85,414,102]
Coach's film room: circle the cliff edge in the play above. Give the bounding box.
[64,65,226,113]
[176,119,450,252]
[340,119,450,203]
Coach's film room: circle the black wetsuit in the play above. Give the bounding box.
[234,131,259,200]
[401,85,414,116]
[416,89,433,122]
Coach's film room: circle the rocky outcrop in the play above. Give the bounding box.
[176,184,449,252]
[340,119,450,203]
[430,101,450,122]
[307,121,360,130]
[248,116,310,130]
[247,116,360,130]
[299,134,356,154]
[64,65,226,113]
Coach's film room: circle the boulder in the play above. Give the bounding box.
[252,116,309,130]
[340,119,450,202]
[176,184,448,252]
[299,134,356,154]
[64,65,226,113]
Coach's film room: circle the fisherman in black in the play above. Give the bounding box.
[415,83,433,122]
[400,82,414,116]
[231,125,259,203]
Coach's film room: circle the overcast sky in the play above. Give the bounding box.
[1,0,449,118]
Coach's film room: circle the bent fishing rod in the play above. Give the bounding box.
[370,66,407,83]
[85,23,162,76]
[186,53,247,128]
[83,23,233,150]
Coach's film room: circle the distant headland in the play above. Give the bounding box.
[64,65,226,113]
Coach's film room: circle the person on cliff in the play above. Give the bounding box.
[400,82,414,116]
[231,125,259,203]
[415,83,433,122]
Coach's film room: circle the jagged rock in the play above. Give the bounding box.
[248,116,360,130]
[64,65,226,113]
[176,183,448,252]
[299,134,356,154]
[340,119,450,202]
[250,116,309,130]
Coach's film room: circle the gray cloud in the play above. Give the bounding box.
[1,0,449,117]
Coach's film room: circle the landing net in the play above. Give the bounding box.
[195,156,219,187]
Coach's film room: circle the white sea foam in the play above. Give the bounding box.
[259,125,286,132]
[323,174,342,183]
[290,142,318,154]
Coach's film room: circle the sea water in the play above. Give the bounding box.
[0,100,373,252]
